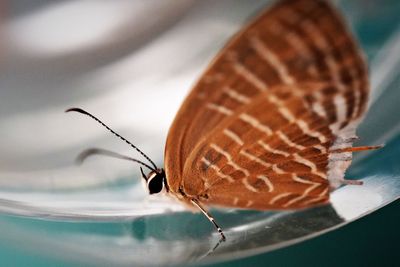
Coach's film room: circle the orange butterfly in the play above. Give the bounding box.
[67,0,380,240]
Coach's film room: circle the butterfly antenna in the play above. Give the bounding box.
[66,108,158,170]
[76,148,155,171]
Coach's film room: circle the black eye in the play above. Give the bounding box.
[147,174,164,194]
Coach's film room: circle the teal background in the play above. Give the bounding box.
[209,201,400,267]
[0,201,398,266]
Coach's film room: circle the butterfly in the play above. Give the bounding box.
[67,0,380,240]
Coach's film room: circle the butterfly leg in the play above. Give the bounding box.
[341,179,363,185]
[331,145,384,153]
[190,198,226,241]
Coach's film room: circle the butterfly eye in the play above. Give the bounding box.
[147,172,164,194]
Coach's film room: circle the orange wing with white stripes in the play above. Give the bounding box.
[164,0,369,209]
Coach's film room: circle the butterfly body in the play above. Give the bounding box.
[164,0,369,211]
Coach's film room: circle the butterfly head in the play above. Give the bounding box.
[140,167,167,194]
[66,108,168,195]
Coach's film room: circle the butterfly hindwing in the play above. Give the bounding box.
[181,83,333,209]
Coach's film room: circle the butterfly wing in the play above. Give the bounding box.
[165,0,369,208]
[182,83,339,209]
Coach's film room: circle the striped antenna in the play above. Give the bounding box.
[76,148,155,171]
[66,108,158,170]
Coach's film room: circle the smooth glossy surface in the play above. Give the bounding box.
[0,1,399,266]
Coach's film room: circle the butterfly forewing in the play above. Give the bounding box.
[165,0,369,209]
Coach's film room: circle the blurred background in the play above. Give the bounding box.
[0,0,399,266]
